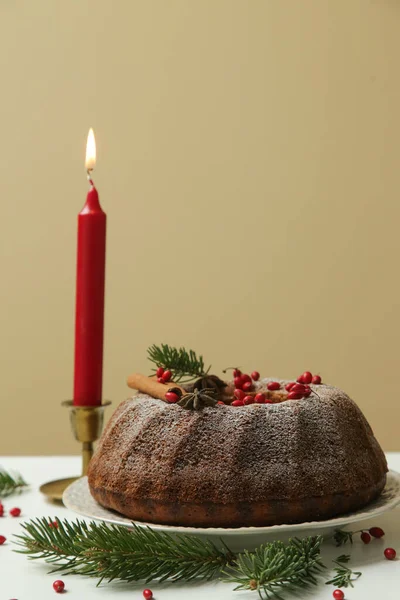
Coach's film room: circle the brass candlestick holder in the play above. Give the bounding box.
[40,400,111,501]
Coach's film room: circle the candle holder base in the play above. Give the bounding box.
[40,400,111,502]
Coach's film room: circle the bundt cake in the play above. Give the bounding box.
[88,377,387,527]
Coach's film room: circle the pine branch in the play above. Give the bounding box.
[326,560,362,588]
[224,536,325,599]
[147,344,210,382]
[0,468,28,498]
[14,518,326,597]
[14,518,235,584]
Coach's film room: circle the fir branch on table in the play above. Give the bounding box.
[224,536,325,599]
[14,518,326,597]
[326,560,362,588]
[0,468,28,497]
[14,518,235,584]
[147,344,210,382]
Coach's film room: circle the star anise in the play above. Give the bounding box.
[178,388,218,410]
[185,374,227,396]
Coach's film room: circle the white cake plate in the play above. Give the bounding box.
[63,471,400,548]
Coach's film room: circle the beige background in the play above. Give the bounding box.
[1,1,399,455]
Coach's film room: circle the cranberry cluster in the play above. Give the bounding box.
[156,367,172,383]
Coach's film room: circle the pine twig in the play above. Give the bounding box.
[326,560,362,588]
[147,344,210,382]
[224,536,325,599]
[333,529,354,547]
[14,518,326,596]
[0,468,28,498]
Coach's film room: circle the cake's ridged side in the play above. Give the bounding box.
[88,380,388,527]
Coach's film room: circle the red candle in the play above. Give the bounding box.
[73,129,106,406]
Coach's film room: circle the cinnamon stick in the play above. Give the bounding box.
[127,373,186,402]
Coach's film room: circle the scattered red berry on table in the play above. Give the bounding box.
[234,389,245,400]
[143,590,153,600]
[156,367,165,378]
[255,393,266,404]
[312,374,322,384]
[251,371,260,381]
[287,392,302,400]
[297,371,313,384]
[233,368,242,378]
[165,391,179,403]
[332,590,344,600]
[267,381,280,391]
[243,395,254,405]
[52,580,65,593]
[264,398,273,403]
[242,381,253,392]
[369,526,384,538]
[0,535,6,545]
[157,377,163,383]
[285,382,296,391]
[361,531,371,544]
[232,399,244,406]
[161,370,172,383]
[384,547,396,560]
[9,508,21,517]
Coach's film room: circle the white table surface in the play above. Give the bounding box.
[1,454,399,600]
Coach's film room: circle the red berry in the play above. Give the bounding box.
[0,535,6,545]
[297,371,313,384]
[285,382,296,391]
[157,377,163,383]
[49,520,59,529]
[312,375,322,384]
[241,374,252,384]
[303,386,312,397]
[369,526,385,538]
[165,391,179,403]
[0,505,3,517]
[264,397,273,403]
[233,368,242,378]
[384,547,396,560]
[361,531,371,544]
[291,383,307,394]
[234,389,245,400]
[234,377,243,389]
[267,381,280,391]
[143,590,153,600]
[217,401,225,405]
[287,392,302,400]
[255,393,266,404]
[53,580,65,593]
[9,507,21,517]
[156,367,165,378]
[332,590,344,600]
[242,381,253,392]
[162,370,172,383]
[231,399,244,406]
[251,371,260,381]
[243,395,254,405]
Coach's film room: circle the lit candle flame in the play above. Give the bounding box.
[85,128,96,171]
